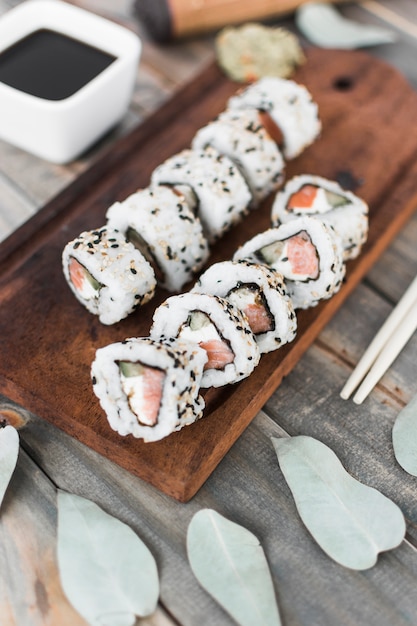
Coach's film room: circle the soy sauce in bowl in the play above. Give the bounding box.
[0,28,116,100]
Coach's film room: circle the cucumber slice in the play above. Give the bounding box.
[85,269,101,291]
[324,189,349,208]
[68,257,101,298]
[126,227,164,282]
[118,361,145,378]
[188,310,211,331]
[255,240,285,265]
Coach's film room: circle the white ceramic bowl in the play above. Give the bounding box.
[0,0,141,163]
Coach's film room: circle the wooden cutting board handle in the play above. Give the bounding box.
[135,0,345,41]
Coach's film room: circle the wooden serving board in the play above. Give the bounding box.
[2,48,417,502]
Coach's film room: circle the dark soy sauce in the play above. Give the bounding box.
[0,29,116,100]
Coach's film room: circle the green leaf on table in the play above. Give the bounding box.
[272,436,405,570]
[392,392,417,475]
[0,425,19,509]
[187,508,281,626]
[295,3,397,49]
[57,491,159,626]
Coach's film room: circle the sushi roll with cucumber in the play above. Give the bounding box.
[233,216,345,309]
[91,337,207,442]
[192,260,297,354]
[151,146,252,242]
[271,174,369,260]
[227,76,321,160]
[191,108,285,207]
[62,227,156,325]
[150,292,260,387]
[106,185,209,292]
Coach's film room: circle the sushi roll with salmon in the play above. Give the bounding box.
[106,185,209,292]
[191,109,285,207]
[150,292,260,387]
[62,227,156,325]
[91,336,207,442]
[151,146,252,243]
[271,174,369,260]
[192,260,297,354]
[227,77,321,160]
[233,216,345,309]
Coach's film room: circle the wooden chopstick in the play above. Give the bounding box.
[340,274,417,402]
[352,298,417,404]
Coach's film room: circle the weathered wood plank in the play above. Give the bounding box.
[365,211,417,302]
[345,2,417,88]
[265,341,417,537]
[0,172,36,243]
[7,402,236,625]
[0,447,89,626]
[2,1,417,624]
[318,212,417,392]
[5,395,417,626]
[0,427,177,626]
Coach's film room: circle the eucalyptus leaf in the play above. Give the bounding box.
[272,436,405,570]
[296,3,396,49]
[187,509,281,626]
[57,491,159,626]
[0,425,19,509]
[392,392,417,475]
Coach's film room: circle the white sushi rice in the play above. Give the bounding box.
[192,108,285,206]
[227,76,321,160]
[192,260,297,354]
[106,185,209,292]
[62,227,156,325]
[271,174,369,260]
[91,336,207,442]
[151,146,252,242]
[150,292,260,387]
[233,216,346,309]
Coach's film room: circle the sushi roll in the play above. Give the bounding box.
[91,337,207,442]
[62,227,156,325]
[192,260,297,354]
[271,174,369,260]
[150,292,260,387]
[106,185,210,292]
[227,76,321,160]
[233,216,346,309]
[191,108,285,206]
[151,146,252,242]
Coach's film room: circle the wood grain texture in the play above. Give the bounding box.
[2,48,417,501]
[10,396,417,626]
[2,2,417,625]
[0,435,177,626]
[0,448,89,626]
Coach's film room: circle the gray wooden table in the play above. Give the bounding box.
[2,1,417,624]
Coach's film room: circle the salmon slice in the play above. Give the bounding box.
[244,303,273,334]
[138,367,165,426]
[199,339,235,370]
[287,232,319,279]
[180,310,235,370]
[119,361,165,427]
[227,284,274,335]
[69,257,85,291]
[257,231,319,281]
[68,256,101,298]
[287,184,318,210]
[258,110,284,147]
